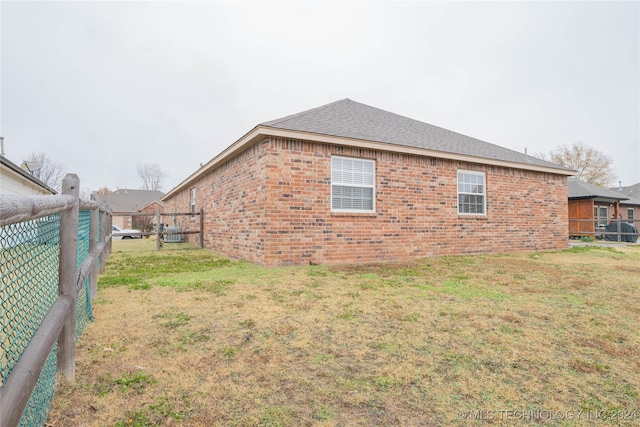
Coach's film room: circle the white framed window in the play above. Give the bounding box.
[628,208,635,222]
[457,170,486,215]
[331,156,375,212]
[190,188,196,217]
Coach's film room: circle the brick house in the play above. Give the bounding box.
[163,99,574,266]
[568,178,630,238]
[135,200,166,233]
[92,189,164,229]
[1,155,56,196]
[611,182,640,227]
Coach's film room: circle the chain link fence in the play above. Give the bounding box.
[111,211,202,253]
[1,176,111,427]
[76,210,94,337]
[1,216,61,426]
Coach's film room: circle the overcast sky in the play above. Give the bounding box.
[1,1,638,195]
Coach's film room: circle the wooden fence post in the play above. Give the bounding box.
[617,216,622,243]
[200,208,204,248]
[57,174,80,382]
[108,212,113,255]
[156,209,161,251]
[89,207,99,299]
[99,209,106,272]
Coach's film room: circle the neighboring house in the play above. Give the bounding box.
[163,99,574,266]
[567,178,636,238]
[92,189,164,229]
[1,155,57,247]
[611,183,640,226]
[613,182,640,199]
[136,200,166,232]
[1,155,56,195]
[138,200,166,215]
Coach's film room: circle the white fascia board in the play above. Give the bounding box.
[163,126,575,200]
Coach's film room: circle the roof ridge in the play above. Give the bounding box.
[263,98,569,171]
[351,101,570,169]
[262,98,352,127]
[115,188,164,193]
[164,99,575,200]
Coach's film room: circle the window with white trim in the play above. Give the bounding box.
[331,156,375,212]
[457,170,486,215]
[190,188,196,217]
[628,208,635,223]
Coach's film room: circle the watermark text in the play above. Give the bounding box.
[457,409,638,421]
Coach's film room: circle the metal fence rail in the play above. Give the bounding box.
[0,174,112,427]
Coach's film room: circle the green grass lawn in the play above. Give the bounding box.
[48,245,640,426]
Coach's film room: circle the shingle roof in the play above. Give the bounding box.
[620,197,640,206]
[163,98,575,200]
[611,182,640,199]
[94,189,165,212]
[568,178,629,201]
[262,99,570,172]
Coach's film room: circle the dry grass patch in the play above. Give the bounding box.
[47,245,640,426]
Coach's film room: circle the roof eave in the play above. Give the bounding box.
[163,126,575,200]
[163,125,266,200]
[569,195,629,202]
[0,155,57,194]
[260,127,576,175]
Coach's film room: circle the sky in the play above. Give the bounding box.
[1,1,638,196]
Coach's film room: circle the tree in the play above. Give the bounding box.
[535,142,616,187]
[96,187,112,196]
[138,163,167,191]
[23,152,66,192]
[132,215,154,238]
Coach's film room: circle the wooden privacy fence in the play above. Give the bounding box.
[0,174,112,427]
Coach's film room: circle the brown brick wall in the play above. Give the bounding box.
[164,141,268,263]
[620,205,639,222]
[165,137,569,266]
[620,205,639,233]
[138,201,165,215]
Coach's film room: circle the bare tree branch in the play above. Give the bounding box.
[138,163,167,191]
[534,142,616,187]
[24,152,66,192]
